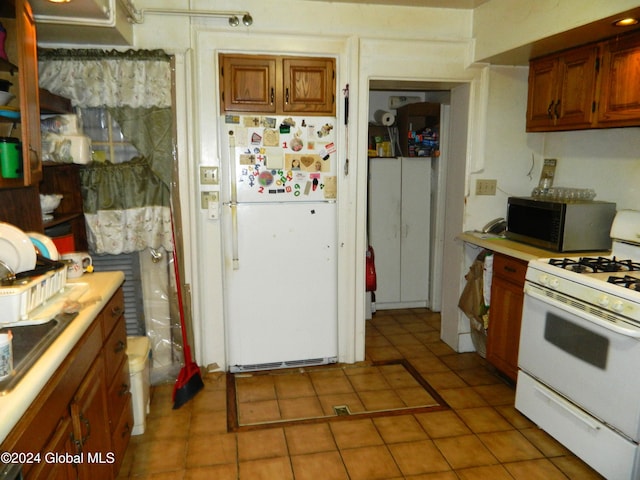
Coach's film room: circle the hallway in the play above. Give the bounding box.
[117,309,603,479]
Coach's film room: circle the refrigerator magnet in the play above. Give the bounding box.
[243,116,261,127]
[258,170,274,186]
[224,114,240,124]
[264,147,284,169]
[291,136,303,152]
[263,129,279,146]
[317,123,333,138]
[324,176,337,199]
[262,117,277,128]
[251,132,262,145]
[239,154,256,165]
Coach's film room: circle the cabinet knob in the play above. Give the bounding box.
[270,87,274,104]
[114,340,126,353]
[547,101,554,118]
[119,383,129,396]
[285,87,289,104]
[554,100,561,119]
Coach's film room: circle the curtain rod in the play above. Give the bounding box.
[118,0,253,26]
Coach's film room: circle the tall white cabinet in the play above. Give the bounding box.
[368,156,432,309]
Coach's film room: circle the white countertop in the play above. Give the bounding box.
[0,271,125,444]
[457,231,610,261]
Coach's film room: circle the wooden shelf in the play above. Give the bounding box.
[0,57,18,74]
[43,212,84,229]
[39,88,73,114]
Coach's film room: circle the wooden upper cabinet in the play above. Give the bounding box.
[526,44,599,132]
[16,0,40,185]
[597,30,640,127]
[0,0,42,188]
[220,55,277,113]
[220,54,336,115]
[526,56,558,130]
[282,57,335,114]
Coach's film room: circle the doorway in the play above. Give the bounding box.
[366,84,451,314]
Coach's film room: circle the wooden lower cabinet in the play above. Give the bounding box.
[71,355,112,479]
[486,253,527,382]
[27,417,76,480]
[0,286,131,479]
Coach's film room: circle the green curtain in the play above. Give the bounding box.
[109,106,173,188]
[38,48,174,254]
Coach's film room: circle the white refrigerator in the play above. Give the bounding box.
[220,114,338,372]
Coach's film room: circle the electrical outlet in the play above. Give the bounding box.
[200,166,218,185]
[476,179,497,195]
[200,191,219,209]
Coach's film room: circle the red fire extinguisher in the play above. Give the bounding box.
[366,246,377,292]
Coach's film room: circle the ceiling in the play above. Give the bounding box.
[28,0,640,67]
[304,0,489,8]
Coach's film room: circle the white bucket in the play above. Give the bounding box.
[127,336,151,435]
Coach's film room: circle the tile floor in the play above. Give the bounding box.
[231,360,445,428]
[116,308,604,479]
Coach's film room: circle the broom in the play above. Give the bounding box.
[171,212,204,409]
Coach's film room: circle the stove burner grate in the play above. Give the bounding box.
[549,256,640,273]
[608,275,640,291]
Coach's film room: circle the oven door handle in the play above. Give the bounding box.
[534,385,601,431]
[525,285,640,339]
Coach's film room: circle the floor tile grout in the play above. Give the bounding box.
[118,309,604,480]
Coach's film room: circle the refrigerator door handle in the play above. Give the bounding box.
[230,202,240,270]
[226,131,240,269]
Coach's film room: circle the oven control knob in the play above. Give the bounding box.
[598,296,610,307]
[538,274,549,286]
[549,278,560,289]
[612,301,624,313]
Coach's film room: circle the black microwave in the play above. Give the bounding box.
[506,197,617,252]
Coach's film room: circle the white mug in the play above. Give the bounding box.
[62,252,93,278]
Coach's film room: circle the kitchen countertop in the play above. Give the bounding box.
[0,271,125,444]
[457,231,611,261]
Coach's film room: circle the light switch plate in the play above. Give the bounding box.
[200,166,219,185]
[476,179,497,195]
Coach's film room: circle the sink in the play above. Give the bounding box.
[0,312,78,395]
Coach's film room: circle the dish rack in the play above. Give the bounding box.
[0,266,67,323]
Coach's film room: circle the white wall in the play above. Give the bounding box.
[464,65,640,232]
[46,0,639,366]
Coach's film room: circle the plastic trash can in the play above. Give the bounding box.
[127,336,151,435]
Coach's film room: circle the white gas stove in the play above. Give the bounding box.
[516,209,640,480]
[526,209,640,324]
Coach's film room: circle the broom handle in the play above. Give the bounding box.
[171,208,193,364]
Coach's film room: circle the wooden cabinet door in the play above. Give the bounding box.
[554,45,599,129]
[597,30,640,126]
[71,355,114,479]
[526,56,558,130]
[486,254,527,382]
[527,45,598,131]
[282,57,335,114]
[16,0,41,185]
[486,275,524,381]
[220,55,277,113]
[28,417,77,480]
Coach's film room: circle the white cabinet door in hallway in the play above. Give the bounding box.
[368,156,431,309]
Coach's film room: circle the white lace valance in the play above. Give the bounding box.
[38,55,171,108]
